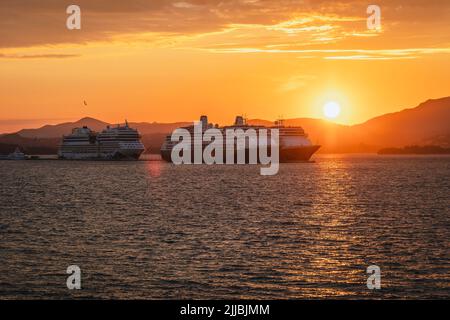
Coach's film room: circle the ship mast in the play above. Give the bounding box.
[275,115,284,127]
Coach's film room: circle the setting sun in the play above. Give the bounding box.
[323,101,341,119]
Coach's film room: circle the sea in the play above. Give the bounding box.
[0,154,449,299]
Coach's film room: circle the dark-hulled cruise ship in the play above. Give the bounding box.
[160,115,320,163]
[58,121,145,160]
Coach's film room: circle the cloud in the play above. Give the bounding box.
[172,2,201,9]
[0,53,81,59]
[323,55,417,60]
[0,0,449,58]
[202,47,450,60]
[279,75,317,92]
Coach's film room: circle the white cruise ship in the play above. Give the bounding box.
[58,121,145,160]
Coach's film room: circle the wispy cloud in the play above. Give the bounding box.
[172,1,201,9]
[203,47,450,60]
[0,53,81,59]
[0,0,449,61]
[278,75,317,92]
[324,55,417,60]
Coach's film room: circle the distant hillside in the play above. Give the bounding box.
[1,96,449,154]
[16,117,191,138]
[131,122,191,135]
[17,117,110,139]
[351,97,450,149]
[378,145,450,155]
[422,134,450,148]
[0,133,59,155]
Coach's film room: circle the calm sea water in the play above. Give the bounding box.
[0,154,449,299]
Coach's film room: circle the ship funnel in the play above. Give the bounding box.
[200,115,208,130]
[235,116,244,126]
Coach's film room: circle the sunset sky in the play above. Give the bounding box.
[0,0,449,132]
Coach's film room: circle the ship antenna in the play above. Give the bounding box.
[276,115,284,127]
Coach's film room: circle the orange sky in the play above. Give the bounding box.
[1,0,449,133]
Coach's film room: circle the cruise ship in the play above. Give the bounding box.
[58,121,145,160]
[160,115,320,163]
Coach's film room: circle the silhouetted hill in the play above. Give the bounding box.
[0,133,59,155]
[351,97,450,149]
[131,122,191,135]
[422,134,450,148]
[17,117,110,138]
[16,117,190,139]
[378,145,450,155]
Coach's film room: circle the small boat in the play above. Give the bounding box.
[0,147,28,160]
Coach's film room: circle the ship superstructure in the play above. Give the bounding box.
[58,121,145,160]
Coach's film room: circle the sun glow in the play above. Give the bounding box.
[323,101,341,119]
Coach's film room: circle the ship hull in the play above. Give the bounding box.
[58,149,144,161]
[160,145,320,163]
[279,145,321,162]
[111,149,144,160]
